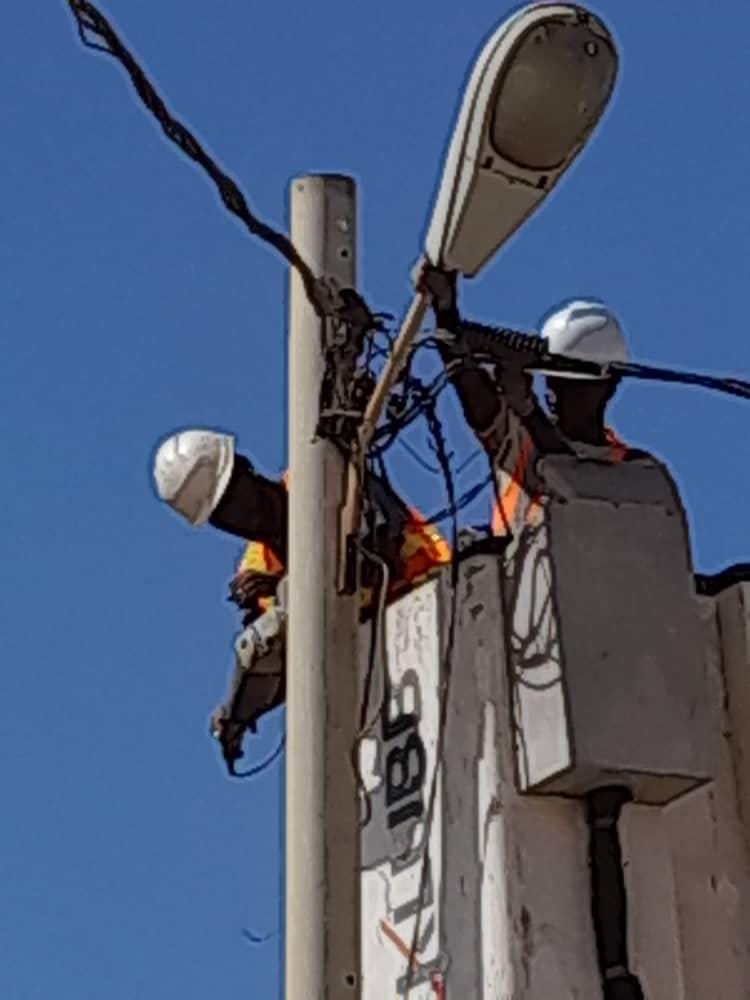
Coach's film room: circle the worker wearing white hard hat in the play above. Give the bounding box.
[151,424,451,771]
[152,426,450,607]
[152,428,288,562]
[416,264,640,542]
[534,298,629,455]
[538,298,629,374]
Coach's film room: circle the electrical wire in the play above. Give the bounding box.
[372,368,457,454]
[351,541,391,829]
[423,471,495,525]
[356,542,391,736]
[403,398,460,998]
[241,926,279,945]
[393,439,483,480]
[455,447,484,476]
[66,0,338,321]
[394,436,446,475]
[611,359,750,401]
[230,732,286,779]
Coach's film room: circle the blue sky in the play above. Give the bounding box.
[3,2,750,997]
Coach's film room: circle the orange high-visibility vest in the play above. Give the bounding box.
[491,427,628,537]
[236,473,450,608]
[393,506,452,593]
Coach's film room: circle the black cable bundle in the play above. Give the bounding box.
[456,319,750,399]
[586,787,646,1000]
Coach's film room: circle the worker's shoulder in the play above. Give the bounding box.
[622,445,652,462]
[620,444,678,474]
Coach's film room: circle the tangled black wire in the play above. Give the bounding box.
[373,363,456,452]
[368,337,494,522]
[67,0,331,320]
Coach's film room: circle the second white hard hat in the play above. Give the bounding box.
[152,428,235,526]
[539,298,629,379]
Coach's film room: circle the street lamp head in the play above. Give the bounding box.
[424,4,618,277]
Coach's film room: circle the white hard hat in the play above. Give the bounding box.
[152,429,235,526]
[539,298,629,379]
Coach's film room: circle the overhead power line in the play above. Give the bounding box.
[66,0,330,320]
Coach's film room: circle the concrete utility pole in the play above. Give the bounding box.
[286,175,361,1000]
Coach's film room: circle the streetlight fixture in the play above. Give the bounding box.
[425,3,618,277]
[341,3,619,586]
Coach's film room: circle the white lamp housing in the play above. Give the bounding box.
[425,3,618,277]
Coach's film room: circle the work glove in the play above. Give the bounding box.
[228,569,284,611]
[209,707,246,769]
[411,258,459,322]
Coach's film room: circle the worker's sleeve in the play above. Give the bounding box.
[434,305,570,484]
[480,393,576,492]
[434,303,504,435]
[476,399,535,493]
[209,454,288,562]
[519,404,574,456]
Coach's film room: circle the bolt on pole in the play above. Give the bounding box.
[286,175,362,999]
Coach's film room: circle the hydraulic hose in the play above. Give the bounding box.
[586,787,645,1000]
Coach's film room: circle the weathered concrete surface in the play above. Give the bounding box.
[359,578,445,1000]
[359,561,750,998]
[717,582,750,857]
[621,590,750,999]
[519,454,710,803]
[452,557,601,998]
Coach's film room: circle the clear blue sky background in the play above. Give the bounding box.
[3,2,750,997]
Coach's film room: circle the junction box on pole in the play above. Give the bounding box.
[510,451,711,802]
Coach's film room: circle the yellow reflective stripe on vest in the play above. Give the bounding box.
[239,539,284,576]
[235,473,451,609]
